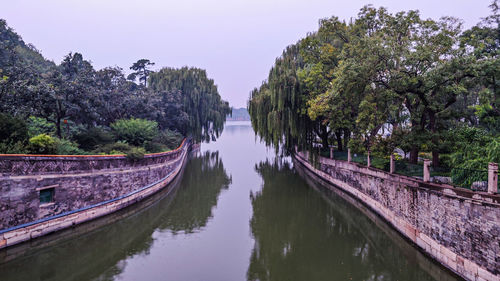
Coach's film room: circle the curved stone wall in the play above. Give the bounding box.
[0,139,190,249]
[293,151,500,281]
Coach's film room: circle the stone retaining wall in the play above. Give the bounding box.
[294,151,500,281]
[0,140,190,249]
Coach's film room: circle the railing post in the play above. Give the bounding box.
[390,154,395,174]
[488,162,498,194]
[348,148,352,163]
[330,147,334,159]
[367,151,371,167]
[423,159,431,182]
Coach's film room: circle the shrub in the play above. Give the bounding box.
[111,118,159,146]
[0,141,28,154]
[54,138,87,155]
[28,134,56,154]
[144,141,168,153]
[451,137,500,169]
[109,149,125,155]
[447,127,500,187]
[27,116,55,138]
[74,127,115,150]
[153,129,183,149]
[0,113,28,144]
[126,147,146,161]
[93,142,133,155]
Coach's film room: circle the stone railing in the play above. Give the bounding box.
[0,139,191,249]
[294,150,500,281]
[326,147,498,193]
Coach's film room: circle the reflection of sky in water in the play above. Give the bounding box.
[0,121,458,281]
[107,121,270,281]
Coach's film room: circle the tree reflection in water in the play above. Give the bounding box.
[159,150,232,234]
[0,151,231,281]
[248,159,458,281]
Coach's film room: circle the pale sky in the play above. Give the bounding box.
[0,0,493,108]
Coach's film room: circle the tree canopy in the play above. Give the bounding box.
[149,67,231,142]
[0,19,231,155]
[248,3,500,169]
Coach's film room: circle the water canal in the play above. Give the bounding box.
[0,121,458,281]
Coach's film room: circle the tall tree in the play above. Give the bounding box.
[127,59,155,86]
[40,53,97,138]
[149,67,231,142]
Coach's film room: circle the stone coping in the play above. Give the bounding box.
[0,138,187,160]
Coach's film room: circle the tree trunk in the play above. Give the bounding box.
[56,117,62,138]
[321,136,329,150]
[410,146,419,164]
[343,128,350,151]
[335,129,343,151]
[55,99,63,138]
[432,151,440,167]
[321,130,329,150]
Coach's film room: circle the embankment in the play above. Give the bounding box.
[0,139,191,249]
[293,151,500,281]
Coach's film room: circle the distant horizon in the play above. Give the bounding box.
[1,0,492,107]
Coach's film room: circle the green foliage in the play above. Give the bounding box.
[1,19,229,156]
[248,3,500,173]
[248,44,313,152]
[0,113,29,154]
[126,147,146,161]
[127,59,155,86]
[471,88,500,133]
[28,134,56,154]
[93,142,133,155]
[153,129,183,150]
[74,127,115,151]
[449,127,500,170]
[371,136,396,157]
[92,141,145,159]
[439,126,499,188]
[149,67,231,142]
[144,141,168,153]
[0,141,27,154]
[27,116,55,137]
[111,118,159,146]
[54,138,87,155]
[0,113,28,144]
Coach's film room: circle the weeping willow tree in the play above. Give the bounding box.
[249,45,311,153]
[248,18,348,153]
[149,67,231,142]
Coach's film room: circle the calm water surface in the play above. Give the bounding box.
[0,121,458,281]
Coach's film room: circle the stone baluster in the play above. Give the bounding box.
[367,151,371,167]
[423,159,431,182]
[347,148,352,163]
[330,147,334,159]
[488,162,498,194]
